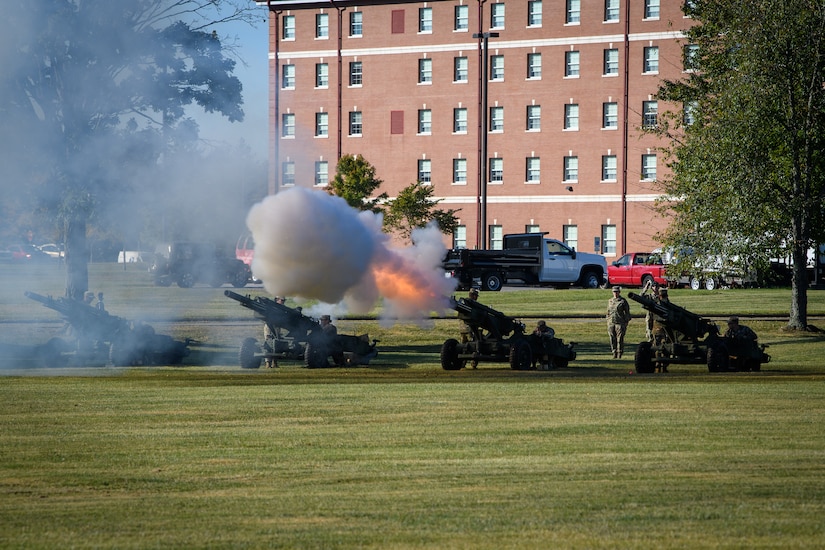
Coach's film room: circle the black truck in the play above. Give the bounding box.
[151,241,251,288]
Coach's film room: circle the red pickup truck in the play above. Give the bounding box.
[608,252,668,288]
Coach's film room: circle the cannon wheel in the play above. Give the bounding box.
[634,341,655,373]
[706,342,729,372]
[110,340,139,367]
[549,356,568,369]
[482,272,504,292]
[509,339,533,370]
[239,337,262,369]
[304,342,330,369]
[38,338,69,368]
[440,339,464,370]
[178,272,196,288]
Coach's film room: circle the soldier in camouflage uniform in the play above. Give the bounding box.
[606,286,632,358]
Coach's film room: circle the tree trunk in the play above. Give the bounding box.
[787,241,809,330]
[65,216,89,301]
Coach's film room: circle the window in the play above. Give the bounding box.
[419,58,432,84]
[315,112,328,137]
[565,51,580,77]
[491,55,504,80]
[490,158,504,182]
[282,161,295,185]
[603,102,618,128]
[602,225,617,255]
[454,108,468,133]
[563,225,578,250]
[315,161,328,186]
[564,104,579,130]
[566,0,581,24]
[527,105,541,131]
[602,155,618,181]
[644,46,659,73]
[283,15,295,39]
[642,154,657,180]
[316,13,329,38]
[528,1,543,26]
[453,225,467,248]
[684,44,700,71]
[490,225,504,250]
[644,0,660,19]
[282,113,295,138]
[349,111,362,136]
[684,100,698,126]
[349,61,363,86]
[454,56,469,82]
[527,53,542,79]
[526,157,541,183]
[564,156,578,181]
[453,158,467,183]
[419,7,432,33]
[455,5,469,31]
[418,109,432,134]
[526,224,541,233]
[604,48,619,75]
[315,63,328,88]
[490,106,504,132]
[282,64,295,89]
[605,0,620,22]
[491,3,505,29]
[418,159,432,183]
[350,11,363,36]
[642,100,658,128]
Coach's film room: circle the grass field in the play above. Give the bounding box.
[1,263,825,548]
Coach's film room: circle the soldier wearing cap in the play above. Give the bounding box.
[606,286,632,358]
[459,288,479,344]
[724,316,757,342]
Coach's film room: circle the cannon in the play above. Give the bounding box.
[25,291,191,367]
[224,290,377,369]
[628,292,769,373]
[441,296,576,371]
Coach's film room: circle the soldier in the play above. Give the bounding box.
[264,296,286,368]
[533,320,556,370]
[459,288,479,344]
[320,314,345,367]
[724,316,757,342]
[606,286,632,358]
[650,287,673,372]
[641,280,660,341]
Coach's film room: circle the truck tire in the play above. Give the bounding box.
[482,272,504,292]
[704,277,717,291]
[239,337,261,369]
[231,270,249,288]
[689,276,702,291]
[440,339,464,370]
[579,270,601,289]
[641,274,655,288]
[178,272,195,288]
[634,341,655,373]
[509,339,532,370]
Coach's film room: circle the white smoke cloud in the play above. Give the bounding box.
[246,187,455,321]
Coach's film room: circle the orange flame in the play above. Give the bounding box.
[371,262,436,305]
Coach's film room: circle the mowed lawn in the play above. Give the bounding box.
[1,263,825,548]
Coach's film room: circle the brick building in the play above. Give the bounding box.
[263,0,693,257]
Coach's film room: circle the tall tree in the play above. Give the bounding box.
[327,154,388,213]
[653,0,825,330]
[383,182,460,242]
[0,0,257,299]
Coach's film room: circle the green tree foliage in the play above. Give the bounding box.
[383,182,460,242]
[327,154,388,212]
[654,0,825,330]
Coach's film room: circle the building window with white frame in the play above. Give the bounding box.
[283,15,295,39]
[418,109,432,134]
[604,0,620,22]
[282,64,295,89]
[604,48,619,75]
[316,13,329,38]
[282,113,295,138]
[563,156,578,182]
[454,56,468,82]
[528,1,542,26]
[644,0,660,19]
[644,46,659,73]
[565,51,580,77]
[350,11,362,36]
[566,0,581,24]
[684,100,698,126]
[526,224,541,233]
[491,3,505,29]
[315,112,328,137]
[453,158,467,184]
[491,55,504,80]
[642,100,658,128]
[455,5,469,31]
[602,225,617,254]
[315,161,329,186]
[603,102,618,128]
[526,157,541,183]
[527,105,541,131]
[453,225,467,248]
[349,61,363,86]
[315,63,328,88]
[282,161,295,185]
[527,53,542,79]
[641,154,657,180]
[684,44,700,71]
[419,7,432,33]
[602,155,618,181]
[489,157,504,183]
[454,107,468,133]
[349,111,362,136]
[489,225,504,250]
[564,103,579,130]
[563,225,578,250]
[418,58,432,84]
[490,106,504,132]
[418,159,432,183]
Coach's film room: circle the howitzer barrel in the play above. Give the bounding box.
[224,290,321,336]
[627,291,715,339]
[450,296,518,338]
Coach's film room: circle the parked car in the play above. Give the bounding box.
[151,241,251,288]
[7,244,51,262]
[37,243,65,259]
